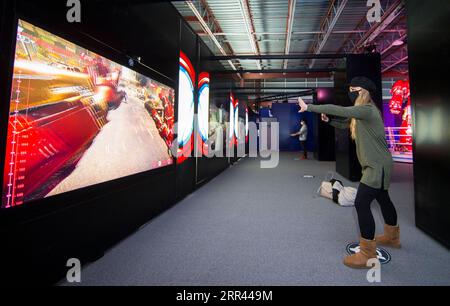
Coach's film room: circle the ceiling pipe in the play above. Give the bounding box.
[380,32,407,57]
[381,56,408,73]
[252,90,315,102]
[214,91,316,95]
[208,54,345,60]
[185,0,241,79]
[240,72,334,79]
[211,87,317,90]
[196,30,404,36]
[283,0,297,69]
[230,91,314,95]
[238,0,262,70]
[210,68,344,74]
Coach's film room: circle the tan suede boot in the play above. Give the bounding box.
[344,238,378,269]
[376,224,401,248]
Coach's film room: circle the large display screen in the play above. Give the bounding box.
[1,20,175,208]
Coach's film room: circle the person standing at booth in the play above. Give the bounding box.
[290,119,308,160]
[298,77,401,269]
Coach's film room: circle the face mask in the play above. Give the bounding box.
[348,90,361,104]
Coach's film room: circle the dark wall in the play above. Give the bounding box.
[313,88,336,161]
[334,54,382,181]
[195,37,230,185]
[407,0,450,248]
[195,41,210,185]
[270,103,315,152]
[176,20,197,199]
[238,101,248,157]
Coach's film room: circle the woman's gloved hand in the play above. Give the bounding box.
[298,97,308,113]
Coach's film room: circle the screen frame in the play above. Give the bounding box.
[0,13,178,220]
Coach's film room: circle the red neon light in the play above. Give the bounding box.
[177,133,194,164]
[180,51,196,85]
[198,72,210,89]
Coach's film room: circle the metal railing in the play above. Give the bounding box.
[385,127,413,163]
[385,127,412,148]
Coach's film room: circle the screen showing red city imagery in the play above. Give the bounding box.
[2,20,175,208]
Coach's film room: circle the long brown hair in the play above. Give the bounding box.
[350,88,373,140]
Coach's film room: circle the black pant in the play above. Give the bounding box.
[300,141,307,157]
[354,181,398,240]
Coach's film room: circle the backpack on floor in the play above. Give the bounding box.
[317,172,356,207]
[318,181,333,200]
[316,171,335,200]
[330,180,356,207]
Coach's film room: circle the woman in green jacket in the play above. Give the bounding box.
[299,77,401,269]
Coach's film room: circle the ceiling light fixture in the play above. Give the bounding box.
[238,0,262,70]
[392,39,404,46]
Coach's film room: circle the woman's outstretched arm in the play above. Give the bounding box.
[298,97,372,120]
[307,104,372,120]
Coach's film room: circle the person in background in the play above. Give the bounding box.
[290,119,308,160]
[298,76,400,269]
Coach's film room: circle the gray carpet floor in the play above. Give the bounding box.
[61,152,450,286]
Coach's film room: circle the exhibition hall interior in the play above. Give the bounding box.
[0,0,449,287]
